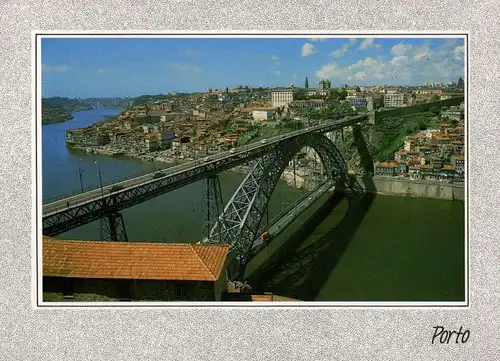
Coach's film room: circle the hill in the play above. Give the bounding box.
[41,97,93,124]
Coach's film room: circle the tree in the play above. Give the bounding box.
[225,87,229,94]
[144,103,150,116]
[431,95,440,102]
[356,86,361,92]
[457,77,464,88]
[305,77,309,88]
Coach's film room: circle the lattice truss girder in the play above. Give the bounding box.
[209,133,350,277]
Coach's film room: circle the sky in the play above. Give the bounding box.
[41,36,465,98]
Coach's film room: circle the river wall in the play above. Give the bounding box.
[357,176,465,201]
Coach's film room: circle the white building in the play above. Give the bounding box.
[383,93,406,108]
[252,107,275,121]
[271,88,294,107]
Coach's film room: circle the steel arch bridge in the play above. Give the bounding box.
[208,132,350,278]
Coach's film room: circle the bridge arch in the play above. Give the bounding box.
[209,132,350,277]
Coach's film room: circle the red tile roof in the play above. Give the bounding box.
[43,237,229,282]
[250,295,298,302]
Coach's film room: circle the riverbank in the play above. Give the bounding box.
[358,175,465,201]
[69,144,179,164]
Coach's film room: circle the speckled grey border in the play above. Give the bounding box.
[0,0,498,358]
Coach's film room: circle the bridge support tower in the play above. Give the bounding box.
[100,212,128,242]
[201,175,224,242]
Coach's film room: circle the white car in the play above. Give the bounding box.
[229,148,236,153]
[203,157,210,162]
[261,139,267,144]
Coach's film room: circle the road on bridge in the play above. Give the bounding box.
[43,115,366,218]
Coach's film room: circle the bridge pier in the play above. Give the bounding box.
[201,175,223,241]
[100,212,128,242]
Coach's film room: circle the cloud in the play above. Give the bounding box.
[413,44,431,60]
[276,70,281,77]
[330,38,358,57]
[315,39,464,84]
[166,62,201,72]
[454,45,464,61]
[42,64,71,72]
[359,38,380,50]
[391,43,412,56]
[309,37,327,42]
[301,43,317,57]
[330,43,349,57]
[390,56,408,65]
[96,68,115,74]
[270,55,280,61]
[355,71,367,81]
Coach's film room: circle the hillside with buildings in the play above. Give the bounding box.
[62,79,464,183]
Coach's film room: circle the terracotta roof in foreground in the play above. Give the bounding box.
[43,237,229,282]
[222,292,299,302]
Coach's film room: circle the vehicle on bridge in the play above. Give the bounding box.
[152,172,166,179]
[109,185,124,193]
[261,139,267,144]
[229,148,236,153]
[203,156,210,162]
[261,231,271,243]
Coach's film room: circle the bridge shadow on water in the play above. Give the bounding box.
[246,126,378,301]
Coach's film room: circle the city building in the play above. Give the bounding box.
[383,93,406,108]
[290,99,327,110]
[271,88,294,107]
[251,107,275,121]
[144,133,159,151]
[318,79,331,90]
[349,97,367,107]
[373,162,403,176]
[451,155,465,173]
[42,236,230,301]
[346,87,358,97]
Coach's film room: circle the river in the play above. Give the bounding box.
[42,108,465,302]
[42,108,305,242]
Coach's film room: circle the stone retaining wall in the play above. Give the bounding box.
[357,176,465,201]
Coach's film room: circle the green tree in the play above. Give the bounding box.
[338,87,347,100]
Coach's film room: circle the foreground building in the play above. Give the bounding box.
[43,237,230,301]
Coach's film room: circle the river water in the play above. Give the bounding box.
[42,108,465,301]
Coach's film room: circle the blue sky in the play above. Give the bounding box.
[41,37,465,98]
